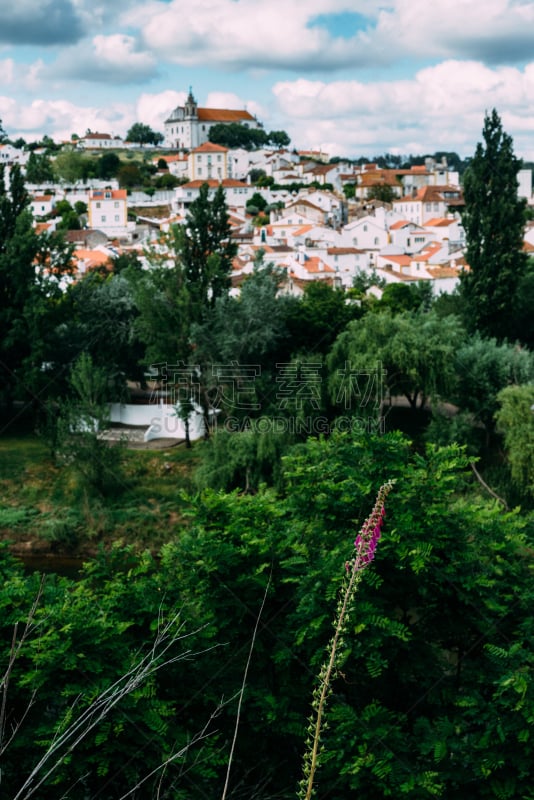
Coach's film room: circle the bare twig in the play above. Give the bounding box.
[470,461,509,510]
[221,574,271,800]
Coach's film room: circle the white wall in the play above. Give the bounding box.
[108,403,205,441]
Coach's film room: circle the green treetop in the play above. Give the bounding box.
[460,109,528,340]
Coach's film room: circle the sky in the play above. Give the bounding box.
[2,0,534,161]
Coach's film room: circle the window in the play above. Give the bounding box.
[115,215,120,222]
[363,224,368,232]
[114,201,119,208]
[374,237,379,245]
[101,215,106,222]
[96,202,101,208]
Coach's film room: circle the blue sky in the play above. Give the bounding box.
[2,0,534,160]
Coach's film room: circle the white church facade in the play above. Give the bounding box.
[164,89,264,150]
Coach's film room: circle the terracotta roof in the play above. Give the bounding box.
[411,242,444,262]
[287,199,324,212]
[380,254,412,267]
[300,256,335,274]
[389,219,414,230]
[192,142,229,153]
[35,222,52,234]
[291,225,315,236]
[72,249,113,270]
[424,217,456,227]
[197,107,256,123]
[327,247,366,255]
[83,132,112,140]
[90,189,127,200]
[427,266,462,279]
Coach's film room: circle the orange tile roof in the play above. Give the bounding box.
[72,249,113,271]
[90,189,127,200]
[197,107,256,123]
[427,266,462,279]
[380,254,412,267]
[389,219,414,230]
[424,217,456,227]
[300,256,335,274]
[291,225,315,236]
[192,142,229,153]
[327,247,366,255]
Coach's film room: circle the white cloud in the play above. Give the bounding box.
[130,0,381,70]
[272,60,534,159]
[45,34,157,84]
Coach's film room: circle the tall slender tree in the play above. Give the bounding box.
[0,165,73,412]
[179,183,236,320]
[460,109,527,340]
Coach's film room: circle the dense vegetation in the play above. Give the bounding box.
[0,110,533,799]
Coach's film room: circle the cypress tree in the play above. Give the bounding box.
[460,109,527,340]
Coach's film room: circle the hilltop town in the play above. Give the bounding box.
[2,91,534,297]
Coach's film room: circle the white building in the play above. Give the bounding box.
[87,188,130,236]
[173,179,254,214]
[188,142,229,181]
[79,132,124,149]
[164,89,263,150]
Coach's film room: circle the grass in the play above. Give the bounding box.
[0,429,202,555]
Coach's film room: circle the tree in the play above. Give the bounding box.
[268,130,291,148]
[460,109,528,339]
[180,183,236,319]
[327,310,464,411]
[96,151,121,179]
[495,383,534,499]
[286,280,360,356]
[367,182,396,203]
[0,165,73,410]
[453,333,533,435]
[53,151,93,183]
[126,122,164,146]
[245,191,269,216]
[24,152,54,184]
[117,162,142,188]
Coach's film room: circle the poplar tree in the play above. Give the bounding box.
[180,182,236,320]
[460,109,527,340]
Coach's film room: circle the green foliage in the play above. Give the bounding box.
[52,354,129,499]
[453,333,534,433]
[96,151,121,179]
[126,122,164,146]
[495,383,534,498]
[286,280,360,355]
[460,109,528,340]
[245,190,268,215]
[367,182,396,203]
[328,310,464,410]
[24,151,54,184]
[0,165,73,410]
[208,123,290,150]
[379,280,433,313]
[52,151,93,182]
[1,432,533,798]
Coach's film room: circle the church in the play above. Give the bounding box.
[163,89,264,150]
